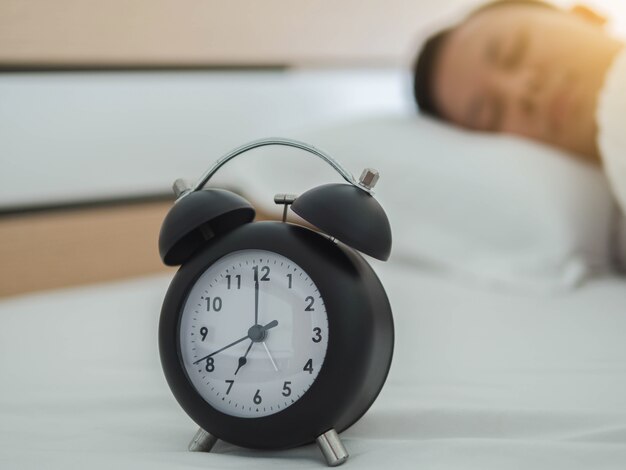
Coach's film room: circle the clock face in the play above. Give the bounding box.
[179,249,329,418]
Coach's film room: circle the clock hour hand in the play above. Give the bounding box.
[234,320,279,374]
[193,334,248,365]
[261,319,278,331]
[192,320,279,365]
[234,340,254,375]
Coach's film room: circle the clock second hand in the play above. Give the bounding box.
[192,319,279,365]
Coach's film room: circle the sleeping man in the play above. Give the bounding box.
[413,0,626,213]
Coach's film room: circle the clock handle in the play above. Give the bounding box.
[165,136,391,262]
[178,137,375,201]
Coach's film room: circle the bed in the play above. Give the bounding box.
[0,69,410,208]
[1,262,625,469]
[1,69,625,469]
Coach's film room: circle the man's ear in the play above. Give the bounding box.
[570,4,608,27]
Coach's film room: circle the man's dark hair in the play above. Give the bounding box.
[412,0,555,119]
[413,28,452,119]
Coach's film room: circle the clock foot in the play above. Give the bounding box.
[316,429,349,467]
[188,428,218,452]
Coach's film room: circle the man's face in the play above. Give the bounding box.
[433,5,621,161]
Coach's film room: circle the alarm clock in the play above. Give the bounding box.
[158,138,394,466]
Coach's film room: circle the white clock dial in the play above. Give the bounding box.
[179,249,329,418]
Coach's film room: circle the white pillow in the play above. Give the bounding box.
[212,113,615,293]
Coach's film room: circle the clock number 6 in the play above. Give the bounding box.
[253,389,262,404]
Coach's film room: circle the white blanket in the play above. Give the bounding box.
[598,47,626,215]
[1,265,626,469]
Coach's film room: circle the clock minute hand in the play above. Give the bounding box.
[254,275,259,325]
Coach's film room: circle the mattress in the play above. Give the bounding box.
[1,260,625,469]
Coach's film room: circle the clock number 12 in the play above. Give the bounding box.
[253,266,270,282]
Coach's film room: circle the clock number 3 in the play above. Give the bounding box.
[312,327,322,343]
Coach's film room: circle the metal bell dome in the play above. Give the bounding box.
[159,189,255,266]
[291,183,392,261]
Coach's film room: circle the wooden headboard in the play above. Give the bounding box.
[0,0,447,68]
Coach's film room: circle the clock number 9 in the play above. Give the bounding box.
[253,389,262,404]
[200,326,208,341]
[253,265,270,282]
[205,297,222,312]
[205,357,215,372]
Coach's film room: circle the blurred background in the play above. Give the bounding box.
[4,5,626,469]
[1,0,625,297]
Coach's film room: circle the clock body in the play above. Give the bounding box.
[159,221,394,449]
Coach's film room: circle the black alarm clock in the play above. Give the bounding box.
[158,138,394,466]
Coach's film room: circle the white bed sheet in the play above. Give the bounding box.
[1,262,625,469]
